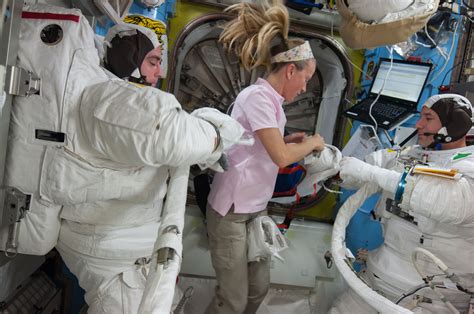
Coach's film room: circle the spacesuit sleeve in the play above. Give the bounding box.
[339,148,398,190]
[80,80,218,167]
[401,165,474,225]
[364,148,398,168]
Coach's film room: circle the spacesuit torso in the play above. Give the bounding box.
[0,4,219,260]
[366,145,474,299]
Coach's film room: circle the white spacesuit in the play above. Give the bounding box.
[331,94,474,313]
[0,4,244,313]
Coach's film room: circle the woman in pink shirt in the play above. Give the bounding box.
[206,1,326,313]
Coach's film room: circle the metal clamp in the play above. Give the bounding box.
[324,250,333,269]
[1,187,30,258]
[155,225,180,267]
[6,65,40,97]
[173,286,194,313]
[156,247,175,266]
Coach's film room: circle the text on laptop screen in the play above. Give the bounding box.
[370,61,431,103]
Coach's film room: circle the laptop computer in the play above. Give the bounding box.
[343,58,432,130]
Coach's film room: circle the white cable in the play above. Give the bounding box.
[341,51,372,80]
[414,32,435,48]
[424,24,448,60]
[411,248,460,314]
[359,124,384,149]
[427,18,460,85]
[93,0,124,25]
[368,47,394,132]
[322,181,342,194]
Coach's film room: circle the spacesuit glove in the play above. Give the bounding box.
[191,108,253,172]
[304,145,342,183]
[339,156,401,194]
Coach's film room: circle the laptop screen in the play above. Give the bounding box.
[370,59,432,104]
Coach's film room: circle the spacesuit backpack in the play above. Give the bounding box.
[0,4,104,255]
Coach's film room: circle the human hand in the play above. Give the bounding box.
[284,132,306,143]
[305,134,325,151]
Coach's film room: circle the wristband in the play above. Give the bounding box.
[205,120,221,153]
[394,169,410,203]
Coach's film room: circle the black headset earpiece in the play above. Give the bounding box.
[423,132,451,143]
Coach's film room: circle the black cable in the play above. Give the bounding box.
[399,130,419,148]
[463,0,474,10]
[395,284,429,304]
[439,57,474,86]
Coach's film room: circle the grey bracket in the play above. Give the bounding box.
[5,65,40,97]
[1,187,30,258]
[156,225,179,267]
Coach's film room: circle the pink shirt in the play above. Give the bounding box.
[207,78,286,216]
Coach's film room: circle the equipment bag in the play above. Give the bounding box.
[272,163,307,198]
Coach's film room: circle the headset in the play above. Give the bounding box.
[422,94,473,144]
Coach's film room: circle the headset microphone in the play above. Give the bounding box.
[422,132,451,143]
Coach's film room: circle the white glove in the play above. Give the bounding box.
[339,156,401,194]
[304,144,342,184]
[191,108,254,172]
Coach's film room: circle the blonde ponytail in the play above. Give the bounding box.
[219,0,290,70]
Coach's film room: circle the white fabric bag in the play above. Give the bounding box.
[247,216,288,262]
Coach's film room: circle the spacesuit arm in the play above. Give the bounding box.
[80,80,233,167]
[400,174,474,225]
[339,148,400,189]
[339,155,401,194]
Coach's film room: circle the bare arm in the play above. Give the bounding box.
[256,128,325,168]
[284,132,306,143]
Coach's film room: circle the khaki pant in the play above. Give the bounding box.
[206,206,270,314]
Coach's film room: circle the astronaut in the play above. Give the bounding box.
[0,3,244,311]
[48,21,244,313]
[331,94,474,313]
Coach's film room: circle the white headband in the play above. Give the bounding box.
[270,41,315,64]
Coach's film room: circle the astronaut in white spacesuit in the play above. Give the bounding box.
[0,3,243,311]
[331,94,474,313]
[50,22,244,313]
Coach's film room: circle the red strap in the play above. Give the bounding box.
[22,12,80,23]
[273,187,297,197]
[311,183,317,198]
[278,164,306,175]
[295,192,301,203]
[278,186,317,232]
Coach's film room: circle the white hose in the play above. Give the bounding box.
[331,183,413,313]
[411,248,460,314]
[93,0,128,25]
[138,166,190,314]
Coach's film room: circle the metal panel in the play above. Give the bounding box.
[0,0,24,229]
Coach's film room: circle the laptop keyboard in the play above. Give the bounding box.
[358,101,407,119]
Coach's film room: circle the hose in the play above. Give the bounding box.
[331,182,413,313]
[138,166,190,313]
[412,247,460,314]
